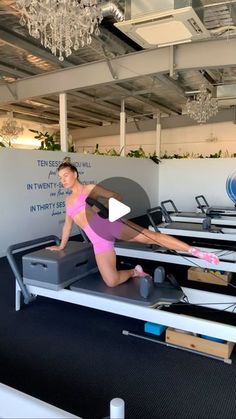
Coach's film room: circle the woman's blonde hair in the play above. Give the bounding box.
[58,157,78,177]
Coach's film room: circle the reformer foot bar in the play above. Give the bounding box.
[6,236,236,345]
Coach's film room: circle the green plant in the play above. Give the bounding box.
[90,144,160,163]
[206,150,222,158]
[92,144,124,156]
[54,130,75,152]
[29,129,75,152]
[0,136,14,147]
[126,146,147,158]
[84,145,236,162]
[29,129,60,151]
[92,143,105,155]
[149,151,161,164]
[160,149,229,159]
[106,146,124,156]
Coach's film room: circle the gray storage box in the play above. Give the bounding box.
[23,241,97,290]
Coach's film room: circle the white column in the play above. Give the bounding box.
[155,113,161,157]
[110,398,125,419]
[120,99,126,156]
[59,92,68,152]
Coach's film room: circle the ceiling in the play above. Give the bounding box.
[1,0,236,130]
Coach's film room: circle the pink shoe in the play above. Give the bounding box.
[133,264,149,277]
[189,247,220,265]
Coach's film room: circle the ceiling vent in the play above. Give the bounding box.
[115,0,209,48]
[216,85,236,108]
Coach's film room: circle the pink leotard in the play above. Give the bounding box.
[66,192,123,255]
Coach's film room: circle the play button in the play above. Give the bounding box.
[109,198,131,222]
[85,176,151,241]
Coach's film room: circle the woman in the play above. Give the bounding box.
[47,160,219,287]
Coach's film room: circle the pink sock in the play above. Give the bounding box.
[133,265,149,277]
[189,247,219,265]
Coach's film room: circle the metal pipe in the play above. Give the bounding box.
[100,1,124,21]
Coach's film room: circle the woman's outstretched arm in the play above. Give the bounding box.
[47,214,73,251]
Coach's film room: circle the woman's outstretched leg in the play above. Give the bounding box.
[120,220,190,251]
[119,220,219,264]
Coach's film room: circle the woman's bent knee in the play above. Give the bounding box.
[101,273,119,287]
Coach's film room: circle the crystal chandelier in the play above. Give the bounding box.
[0,113,24,147]
[15,0,103,62]
[186,85,218,124]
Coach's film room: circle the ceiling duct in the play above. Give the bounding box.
[216,84,236,107]
[115,0,210,48]
[100,1,124,21]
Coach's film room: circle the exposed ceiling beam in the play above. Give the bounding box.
[0,62,33,78]
[111,83,181,114]
[27,97,120,123]
[0,28,72,68]
[68,91,141,118]
[155,74,186,97]
[69,106,119,123]
[95,88,157,101]
[11,113,85,129]
[1,38,236,104]
[0,104,88,127]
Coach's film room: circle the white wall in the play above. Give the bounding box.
[0,149,159,257]
[159,158,236,210]
[74,130,157,155]
[72,120,236,157]
[162,122,236,156]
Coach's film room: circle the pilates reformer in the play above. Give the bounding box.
[160,197,236,227]
[6,233,236,346]
[7,237,184,310]
[195,194,236,217]
[6,198,236,358]
[147,205,236,242]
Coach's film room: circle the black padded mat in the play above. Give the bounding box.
[23,241,92,261]
[70,271,184,306]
